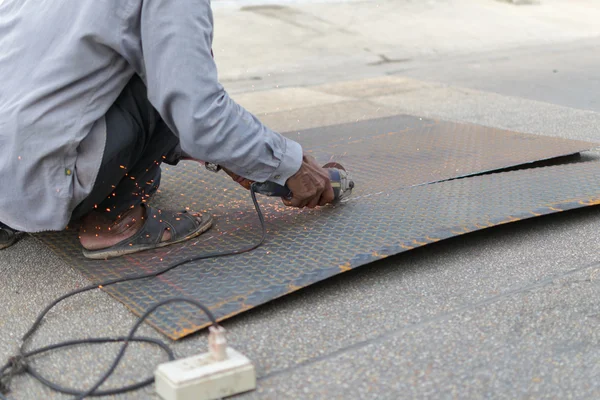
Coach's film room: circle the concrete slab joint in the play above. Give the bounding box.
[498,0,540,5]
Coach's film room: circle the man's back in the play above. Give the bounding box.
[0,0,136,231]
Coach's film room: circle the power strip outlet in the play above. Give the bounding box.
[155,347,256,400]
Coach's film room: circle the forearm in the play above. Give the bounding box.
[177,90,302,185]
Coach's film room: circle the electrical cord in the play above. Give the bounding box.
[0,184,267,399]
[3,337,174,397]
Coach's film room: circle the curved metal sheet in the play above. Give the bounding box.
[35,115,600,339]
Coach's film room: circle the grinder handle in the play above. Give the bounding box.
[250,181,293,199]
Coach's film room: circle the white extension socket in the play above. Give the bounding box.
[155,327,256,400]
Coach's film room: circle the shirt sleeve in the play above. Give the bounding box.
[138,0,302,185]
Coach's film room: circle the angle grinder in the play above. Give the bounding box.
[206,162,354,203]
[252,162,354,202]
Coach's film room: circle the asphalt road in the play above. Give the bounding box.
[1,29,599,400]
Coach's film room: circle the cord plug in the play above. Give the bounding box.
[208,326,227,361]
[155,326,256,400]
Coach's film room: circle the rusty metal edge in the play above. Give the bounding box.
[117,193,600,341]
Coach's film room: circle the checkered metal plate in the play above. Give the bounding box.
[35,115,599,339]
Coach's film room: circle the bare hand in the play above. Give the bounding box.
[283,155,335,208]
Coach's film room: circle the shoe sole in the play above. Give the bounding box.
[0,231,18,250]
[82,214,214,260]
[0,238,17,250]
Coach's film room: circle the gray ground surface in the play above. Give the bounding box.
[400,38,600,113]
[2,1,600,399]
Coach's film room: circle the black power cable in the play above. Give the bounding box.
[3,337,174,397]
[1,184,268,399]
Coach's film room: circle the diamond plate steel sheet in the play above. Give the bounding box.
[35,116,600,339]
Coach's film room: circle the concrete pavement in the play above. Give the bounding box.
[212,0,600,86]
[1,1,600,399]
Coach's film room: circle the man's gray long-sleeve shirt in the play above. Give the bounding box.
[0,0,302,232]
